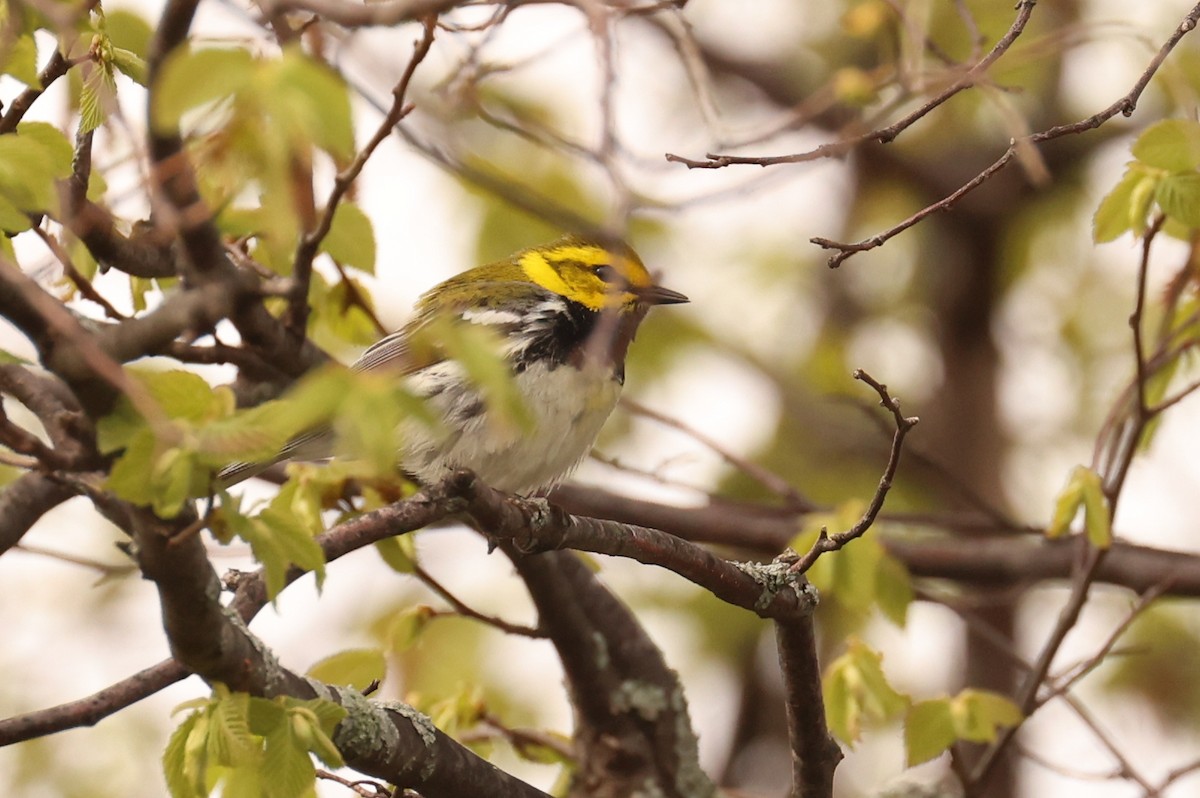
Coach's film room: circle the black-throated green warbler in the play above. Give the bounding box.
[220,235,687,493]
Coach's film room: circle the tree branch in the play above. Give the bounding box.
[776,618,841,798]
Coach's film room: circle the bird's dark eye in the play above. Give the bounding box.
[592,264,620,283]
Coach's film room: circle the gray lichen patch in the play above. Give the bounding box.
[610,680,669,721]
[334,690,400,761]
[731,559,818,613]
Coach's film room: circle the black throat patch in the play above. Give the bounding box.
[512,298,632,384]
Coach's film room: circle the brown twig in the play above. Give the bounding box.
[786,370,918,575]
[665,0,1037,170]
[810,2,1200,267]
[622,397,813,510]
[287,15,436,337]
[413,562,546,638]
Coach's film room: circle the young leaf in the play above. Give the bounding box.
[1094,167,1140,243]
[163,711,205,798]
[386,604,435,653]
[822,638,909,745]
[375,535,419,573]
[905,698,956,767]
[152,47,256,132]
[1155,173,1200,228]
[321,202,376,274]
[306,648,386,691]
[1131,119,1200,173]
[1046,465,1087,539]
[949,689,1023,743]
[1,35,41,88]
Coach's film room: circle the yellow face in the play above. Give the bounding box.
[517,237,685,311]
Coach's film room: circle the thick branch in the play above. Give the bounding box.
[506,549,715,798]
[776,619,841,798]
[125,495,549,797]
[0,473,77,555]
[455,472,817,619]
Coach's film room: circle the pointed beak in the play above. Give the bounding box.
[634,284,689,306]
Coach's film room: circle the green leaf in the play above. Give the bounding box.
[874,552,913,627]
[1046,465,1087,539]
[822,638,908,745]
[208,691,261,768]
[0,192,30,232]
[105,427,162,505]
[268,48,355,159]
[105,10,154,61]
[152,47,256,132]
[1,35,41,88]
[1128,172,1159,236]
[0,129,71,214]
[306,648,386,691]
[134,369,220,422]
[386,605,435,653]
[261,716,317,798]
[163,711,206,798]
[111,47,148,86]
[1079,471,1112,550]
[1156,173,1200,228]
[905,698,956,767]
[80,64,118,133]
[1132,119,1200,172]
[321,202,376,274]
[375,535,418,574]
[15,122,74,178]
[949,689,1023,743]
[426,316,532,435]
[1093,169,1138,240]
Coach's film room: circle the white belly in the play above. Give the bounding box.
[400,361,621,493]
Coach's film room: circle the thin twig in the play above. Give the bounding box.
[787,370,918,575]
[413,563,546,638]
[622,398,813,509]
[665,0,1037,170]
[287,16,437,336]
[810,3,1200,267]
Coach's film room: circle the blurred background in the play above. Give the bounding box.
[3,0,1200,796]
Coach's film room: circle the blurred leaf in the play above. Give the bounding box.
[874,551,913,627]
[1132,119,1200,172]
[0,123,74,217]
[105,9,154,60]
[511,731,572,765]
[823,638,909,745]
[1046,465,1110,548]
[111,47,148,86]
[385,604,435,653]
[306,648,386,691]
[152,47,255,132]
[320,202,376,274]
[427,683,485,737]
[1155,173,1200,228]
[949,689,1023,743]
[1,35,41,88]
[267,48,354,159]
[0,192,30,232]
[375,535,418,573]
[1047,465,1087,539]
[905,698,955,767]
[1105,603,1200,730]
[1094,166,1147,242]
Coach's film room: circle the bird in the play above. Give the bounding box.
[218,234,688,493]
